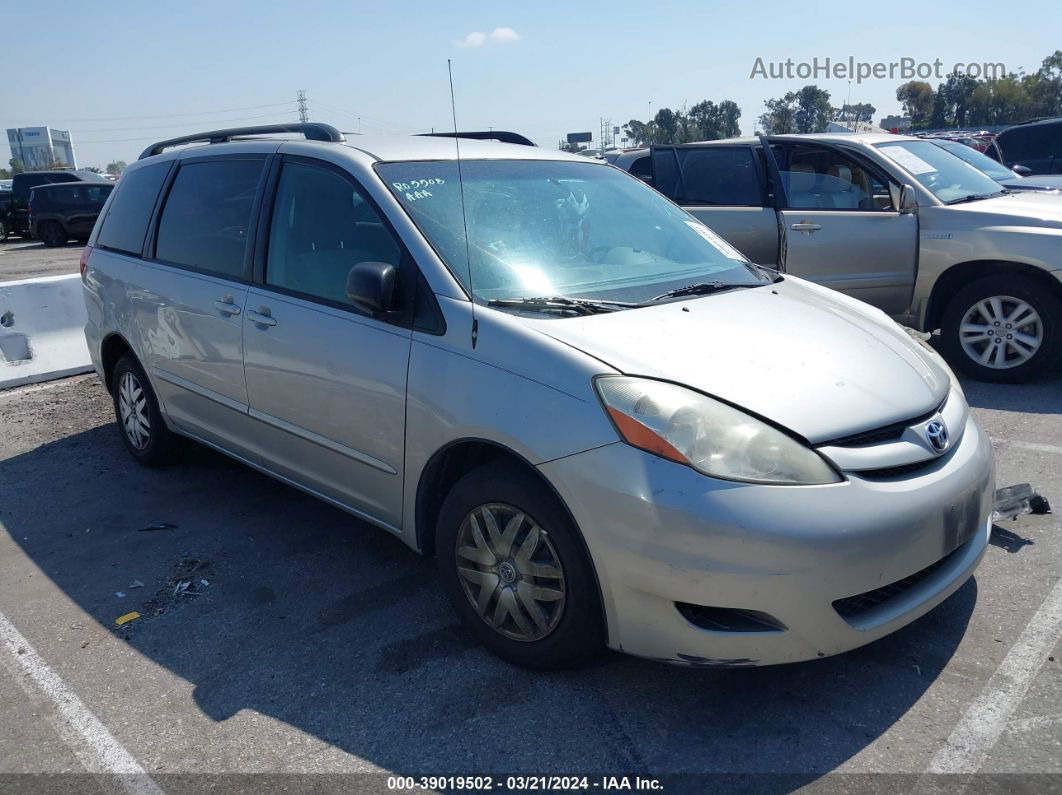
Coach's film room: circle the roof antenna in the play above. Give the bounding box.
[448,59,477,349]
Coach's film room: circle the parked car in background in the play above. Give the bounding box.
[985,118,1062,175]
[0,187,12,240]
[9,170,110,238]
[605,148,653,182]
[932,138,1062,193]
[624,133,1062,382]
[29,181,114,247]
[82,123,994,669]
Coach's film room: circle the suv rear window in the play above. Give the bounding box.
[155,159,263,278]
[675,147,761,205]
[95,162,170,256]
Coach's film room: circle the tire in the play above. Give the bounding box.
[39,220,67,248]
[0,218,8,241]
[111,354,175,466]
[939,274,1062,383]
[435,462,604,669]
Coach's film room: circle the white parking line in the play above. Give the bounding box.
[923,574,1062,776]
[0,609,163,795]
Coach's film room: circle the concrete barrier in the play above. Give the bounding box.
[0,274,93,389]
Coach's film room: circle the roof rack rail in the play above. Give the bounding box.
[139,123,346,160]
[418,131,536,147]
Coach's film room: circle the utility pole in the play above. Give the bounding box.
[297,89,309,123]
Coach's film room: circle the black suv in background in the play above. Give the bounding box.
[986,118,1061,175]
[29,181,115,247]
[9,170,109,238]
[0,187,13,240]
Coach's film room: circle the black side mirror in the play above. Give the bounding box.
[1012,164,1032,177]
[346,261,396,315]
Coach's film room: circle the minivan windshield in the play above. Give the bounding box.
[378,159,767,307]
[876,140,1006,204]
[932,140,1018,183]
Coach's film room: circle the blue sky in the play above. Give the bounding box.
[2,0,1060,167]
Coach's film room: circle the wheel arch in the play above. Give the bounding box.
[414,437,608,635]
[99,332,136,394]
[926,260,1062,331]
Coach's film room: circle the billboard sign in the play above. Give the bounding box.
[566,132,592,144]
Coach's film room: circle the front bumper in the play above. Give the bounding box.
[539,414,994,666]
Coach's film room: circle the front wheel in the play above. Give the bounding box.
[939,274,1062,383]
[435,463,604,669]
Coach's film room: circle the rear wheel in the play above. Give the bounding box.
[940,274,1062,383]
[111,355,174,466]
[435,462,604,669]
[0,218,8,241]
[39,220,67,248]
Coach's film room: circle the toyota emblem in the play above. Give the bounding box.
[925,420,949,453]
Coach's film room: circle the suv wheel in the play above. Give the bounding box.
[111,355,174,466]
[435,462,603,669]
[0,218,8,241]
[940,274,1062,383]
[39,220,67,248]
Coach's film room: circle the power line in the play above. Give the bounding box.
[1,101,296,126]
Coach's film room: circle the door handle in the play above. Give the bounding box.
[214,298,242,316]
[790,222,822,234]
[247,308,277,327]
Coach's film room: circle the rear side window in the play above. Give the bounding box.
[96,162,170,256]
[156,159,263,278]
[629,156,652,183]
[651,149,681,199]
[675,147,761,206]
[85,185,112,205]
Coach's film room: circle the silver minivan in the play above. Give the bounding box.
[83,124,994,668]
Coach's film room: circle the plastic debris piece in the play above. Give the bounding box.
[129,580,144,589]
[992,484,1052,522]
[200,579,209,587]
[115,592,125,599]
[115,612,140,626]
[173,580,191,595]
[137,522,178,532]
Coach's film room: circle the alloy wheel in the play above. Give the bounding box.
[959,295,1043,370]
[118,371,151,450]
[454,502,566,642]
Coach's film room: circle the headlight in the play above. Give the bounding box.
[594,376,841,485]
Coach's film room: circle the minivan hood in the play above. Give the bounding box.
[524,278,949,443]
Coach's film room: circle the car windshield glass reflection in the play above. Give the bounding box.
[378,160,767,307]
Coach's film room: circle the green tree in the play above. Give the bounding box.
[794,85,832,133]
[688,99,742,140]
[653,108,680,144]
[896,81,935,127]
[941,73,980,127]
[9,158,25,175]
[622,119,652,146]
[105,160,127,176]
[758,92,798,134]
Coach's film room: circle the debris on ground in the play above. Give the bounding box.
[114,591,125,598]
[115,612,140,626]
[992,484,1052,522]
[129,580,144,589]
[138,556,213,621]
[137,522,178,532]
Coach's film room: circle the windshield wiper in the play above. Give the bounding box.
[946,190,1008,205]
[649,281,746,301]
[487,296,635,315]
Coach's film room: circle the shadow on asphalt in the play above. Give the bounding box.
[959,370,1062,416]
[2,422,978,781]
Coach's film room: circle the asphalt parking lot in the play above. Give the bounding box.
[0,238,83,283]
[1,252,1060,791]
